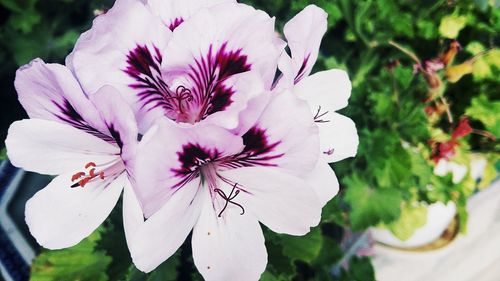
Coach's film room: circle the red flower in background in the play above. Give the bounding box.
[430,116,472,163]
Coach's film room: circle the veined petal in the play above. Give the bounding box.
[319,113,359,163]
[192,190,266,281]
[129,180,204,273]
[71,0,170,130]
[220,167,322,236]
[163,3,282,90]
[241,91,319,175]
[201,72,268,131]
[303,160,339,207]
[134,120,243,217]
[294,69,352,113]
[278,5,327,86]
[6,119,118,175]
[15,59,112,141]
[147,0,236,31]
[25,172,125,249]
[90,86,139,163]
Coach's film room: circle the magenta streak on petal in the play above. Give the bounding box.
[186,42,251,121]
[124,44,173,113]
[294,53,311,84]
[170,126,283,190]
[168,17,184,31]
[124,43,251,123]
[170,143,223,189]
[223,126,284,168]
[52,100,116,143]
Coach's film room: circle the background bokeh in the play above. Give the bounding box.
[0,0,498,280]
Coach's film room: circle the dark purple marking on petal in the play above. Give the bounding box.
[124,44,172,112]
[107,124,123,149]
[169,17,184,31]
[221,126,283,169]
[171,143,222,188]
[294,53,311,84]
[124,42,251,123]
[53,99,115,143]
[187,43,252,120]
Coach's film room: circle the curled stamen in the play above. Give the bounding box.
[314,106,330,123]
[175,85,194,102]
[214,183,245,217]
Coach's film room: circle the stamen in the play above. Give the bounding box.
[314,105,330,123]
[70,161,106,188]
[214,183,245,217]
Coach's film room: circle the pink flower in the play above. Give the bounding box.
[5,59,143,249]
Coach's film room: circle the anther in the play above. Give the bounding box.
[70,161,106,188]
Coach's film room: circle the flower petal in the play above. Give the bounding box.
[192,191,266,281]
[201,72,268,131]
[128,180,203,273]
[89,86,139,163]
[278,5,327,85]
[241,91,319,175]
[319,113,359,163]
[294,69,352,113]
[220,167,321,236]
[147,0,236,30]
[123,178,144,247]
[6,119,118,175]
[303,160,339,207]
[134,120,243,217]
[163,3,282,89]
[70,0,170,129]
[15,59,111,139]
[25,172,125,249]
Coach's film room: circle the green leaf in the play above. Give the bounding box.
[439,14,467,38]
[345,256,376,281]
[0,147,7,161]
[380,204,428,240]
[344,175,402,230]
[466,41,486,55]
[124,252,180,281]
[260,271,279,281]
[466,94,500,136]
[478,154,499,189]
[30,228,111,281]
[8,8,41,33]
[264,231,296,280]
[280,227,323,263]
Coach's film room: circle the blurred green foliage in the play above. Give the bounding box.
[1,0,498,280]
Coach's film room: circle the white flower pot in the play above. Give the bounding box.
[370,202,456,249]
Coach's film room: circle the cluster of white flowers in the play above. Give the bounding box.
[6,0,358,280]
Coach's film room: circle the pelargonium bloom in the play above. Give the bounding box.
[68,0,283,131]
[275,5,359,205]
[5,59,143,249]
[130,91,322,280]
